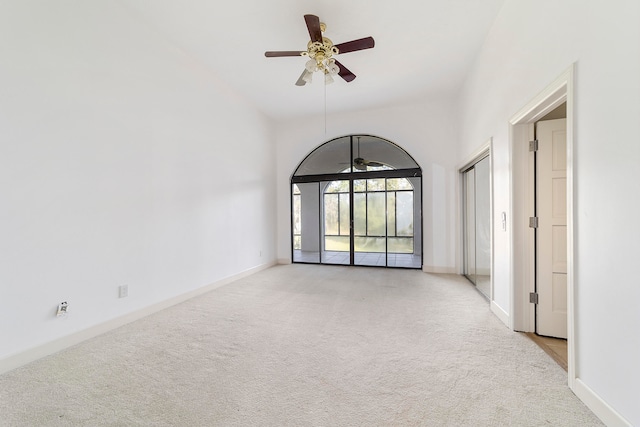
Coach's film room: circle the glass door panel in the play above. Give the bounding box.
[462,155,491,297]
[293,182,320,263]
[387,178,420,268]
[351,177,422,268]
[464,170,477,283]
[322,180,350,265]
[388,191,414,254]
[354,179,386,266]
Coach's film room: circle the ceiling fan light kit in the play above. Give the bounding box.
[265,14,375,86]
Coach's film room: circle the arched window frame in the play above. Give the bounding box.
[290,135,422,268]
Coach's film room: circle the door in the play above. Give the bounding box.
[353,178,386,266]
[322,180,351,265]
[352,177,420,268]
[464,168,477,284]
[292,182,321,263]
[536,119,567,338]
[462,155,491,298]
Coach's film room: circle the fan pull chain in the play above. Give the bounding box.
[324,79,327,134]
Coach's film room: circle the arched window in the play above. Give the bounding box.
[291,135,422,268]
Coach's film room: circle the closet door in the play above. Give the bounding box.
[463,155,491,298]
[464,169,477,284]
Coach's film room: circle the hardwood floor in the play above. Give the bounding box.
[525,332,568,371]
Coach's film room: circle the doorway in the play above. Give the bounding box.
[291,135,422,269]
[509,65,575,386]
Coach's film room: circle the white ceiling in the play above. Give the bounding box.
[119,0,506,121]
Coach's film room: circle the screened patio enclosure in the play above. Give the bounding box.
[291,135,422,268]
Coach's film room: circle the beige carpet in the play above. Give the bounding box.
[0,265,602,426]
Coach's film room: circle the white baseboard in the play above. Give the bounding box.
[277,258,292,265]
[572,378,632,427]
[0,261,276,375]
[422,266,456,274]
[490,301,510,328]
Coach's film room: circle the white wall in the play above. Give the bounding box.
[275,100,458,272]
[0,1,276,364]
[457,1,640,424]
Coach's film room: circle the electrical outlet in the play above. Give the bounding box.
[119,285,128,298]
[56,301,68,317]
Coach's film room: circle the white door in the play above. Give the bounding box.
[536,119,567,338]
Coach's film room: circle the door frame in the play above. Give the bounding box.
[509,65,575,387]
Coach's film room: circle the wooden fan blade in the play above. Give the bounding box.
[304,14,322,43]
[334,37,375,54]
[265,51,304,57]
[295,70,308,86]
[334,60,356,82]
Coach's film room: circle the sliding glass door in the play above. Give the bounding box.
[462,155,491,297]
[352,177,419,267]
[322,180,351,265]
[292,182,321,264]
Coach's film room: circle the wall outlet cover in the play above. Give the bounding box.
[56,302,68,317]
[119,285,129,298]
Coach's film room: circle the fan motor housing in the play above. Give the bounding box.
[305,37,339,61]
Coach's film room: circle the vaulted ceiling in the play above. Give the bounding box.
[119,0,506,120]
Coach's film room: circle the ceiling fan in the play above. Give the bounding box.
[353,137,384,171]
[265,14,375,86]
